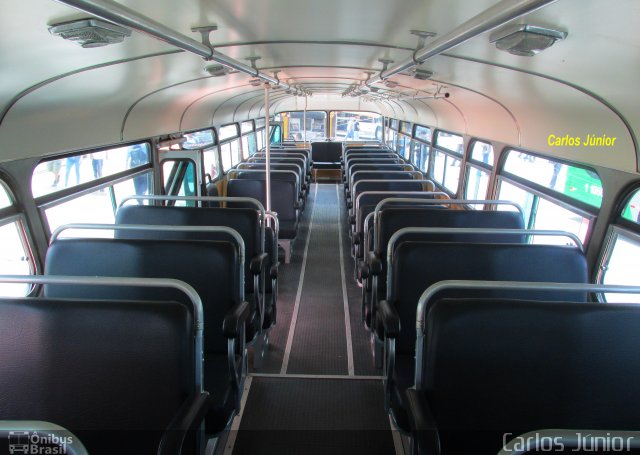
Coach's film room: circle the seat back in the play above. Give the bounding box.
[376,207,525,256]
[351,181,435,214]
[311,141,342,166]
[391,242,588,353]
[0,294,196,455]
[420,297,640,453]
[227,178,298,230]
[44,238,240,355]
[115,204,261,295]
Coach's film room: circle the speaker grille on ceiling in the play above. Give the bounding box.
[49,19,131,48]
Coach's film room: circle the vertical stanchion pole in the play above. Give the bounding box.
[264,83,271,213]
[303,95,307,144]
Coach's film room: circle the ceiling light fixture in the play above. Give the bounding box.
[204,64,237,77]
[48,18,131,48]
[490,24,567,56]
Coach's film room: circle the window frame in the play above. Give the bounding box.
[0,180,39,283]
[430,130,464,196]
[182,128,217,150]
[596,224,640,302]
[497,173,596,235]
[464,139,495,204]
[412,123,433,174]
[499,148,602,216]
[218,123,240,142]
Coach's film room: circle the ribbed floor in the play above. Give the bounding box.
[286,185,349,374]
[232,377,395,455]
[232,184,394,454]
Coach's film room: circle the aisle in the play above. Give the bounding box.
[226,184,399,455]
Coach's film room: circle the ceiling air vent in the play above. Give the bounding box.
[204,64,238,77]
[49,19,131,48]
[490,24,567,57]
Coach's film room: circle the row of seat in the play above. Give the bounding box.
[225,146,313,262]
[337,149,640,453]
[337,145,640,452]
[0,195,282,455]
[355,200,640,454]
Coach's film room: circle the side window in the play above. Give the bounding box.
[0,182,36,297]
[465,141,494,204]
[34,143,153,234]
[398,134,411,160]
[412,125,432,173]
[32,144,151,198]
[597,188,640,303]
[182,129,215,150]
[385,128,397,150]
[203,147,220,180]
[220,143,233,172]
[497,150,600,245]
[599,227,640,303]
[256,130,265,151]
[432,131,464,195]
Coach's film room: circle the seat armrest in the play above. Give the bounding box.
[270,262,279,280]
[353,232,361,245]
[158,392,211,455]
[367,251,382,276]
[358,261,369,280]
[378,300,400,338]
[250,252,270,275]
[405,389,440,455]
[223,301,250,338]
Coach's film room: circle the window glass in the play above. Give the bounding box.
[411,141,430,171]
[497,181,535,227]
[530,197,591,246]
[241,135,250,160]
[432,149,461,194]
[255,118,266,129]
[621,189,640,223]
[435,131,464,155]
[0,183,12,209]
[256,130,265,151]
[465,166,491,203]
[386,129,397,150]
[398,135,411,160]
[600,228,640,303]
[470,141,494,166]
[230,139,242,165]
[503,151,603,208]
[32,143,150,198]
[241,133,257,159]
[390,119,399,130]
[0,221,33,297]
[332,111,382,141]
[443,156,461,193]
[400,121,412,135]
[220,143,233,171]
[275,111,327,141]
[241,121,254,134]
[203,147,219,180]
[183,130,215,150]
[44,189,117,235]
[219,124,239,141]
[433,150,446,185]
[414,125,432,143]
[112,176,151,208]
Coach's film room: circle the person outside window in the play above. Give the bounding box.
[126,144,150,201]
